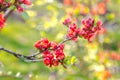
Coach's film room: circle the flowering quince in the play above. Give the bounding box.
[0,1,11,8]
[63,18,72,26]
[52,59,59,66]
[110,52,120,61]
[18,0,31,5]
[67,24,79,40]
[63,18,80,41]
[16,5,24,13]
[16,0,31,12]
[43,57,51,66]
[23,0,32,5]
[80,18,103,42]
[0,13,5,30]
[34,38,50,51]
[50,41,58,50]
[34,17,103,68]
[63,17,103,42]
[34,38,65,67]
[0,0,4,3]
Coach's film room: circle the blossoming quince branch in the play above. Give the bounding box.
[0,17,103,68]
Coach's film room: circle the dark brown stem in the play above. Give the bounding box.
[1,0,18,19]
[4,9,14,19]
[0,35,76,62]
[0,47,42,62]
[0,6,9,12]
[0,0,17,12]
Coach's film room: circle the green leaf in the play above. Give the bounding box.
[9,5,15,10]
[70,56,77,64]
[21,12,29,20]
[10,0,15,3]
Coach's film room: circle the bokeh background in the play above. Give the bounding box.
[0,0,120,80]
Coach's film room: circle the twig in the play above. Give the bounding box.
[0,35,76,62]
[1,0,18,19]
[0,6,10,12]
[4,9,14,19]
[0,47,42,62]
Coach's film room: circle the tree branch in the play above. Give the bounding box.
[4,9,14,19]
[1,0,18,19]
[0,46,42,62]
[0,36,76,62]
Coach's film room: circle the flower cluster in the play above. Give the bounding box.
[0,0,31,13]
[34,18,103,68]
[0,13,5,30]
[80,18,103,42]
[63,18,72,26]
[0,0,31,30]
[0,0,11,9]
[63,18,103,42]
[63,18,80,41]
[34,38,65,67]
[110,52,120,61]
[16,0,32,12]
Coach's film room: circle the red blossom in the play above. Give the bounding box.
[16,5,24,13]
[16,0,31,12]
[34,38,50,51]
[110,52,120,61]
[42,50,54,59]
[63,18,72,26]
[35,17,103,68]
[0,14,5,30]
[79,18,103,42]
[34,39,65,67]
[22,0,31,5]
[52,59,59,66]
[0,0,4,3]
[66,23,79,41]
[56,53,65,60]
[42,48,65,67]
[50,41,58,50]
[43,57,51,66]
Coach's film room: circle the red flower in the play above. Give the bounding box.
[42,50,54,59]
[63,0,72,6]
[16,5,24,13]
[63,18,81,41]
[69,23,76,31]
[43,57,51,66]
[67,24,80,41]
[52,59,59,66]
[41,44,65,67]
[54,44,64,54]
[98,2,106,15]
[0,14,5,30]
[0,0,4,3]
[110,52,120,61]
[56,53,65,60]
[34,38,50,51]
[22,0,31,5]
[63,18,72,26]
[50,41,58,50]
[80,18,103,42]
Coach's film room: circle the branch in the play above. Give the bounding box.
[1,0,18,19]
[0,6,10,12]
[0,46,42,62]
[4,9,14,19]
[0,35,76,62]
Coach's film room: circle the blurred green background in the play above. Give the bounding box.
[0,0,120,80]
